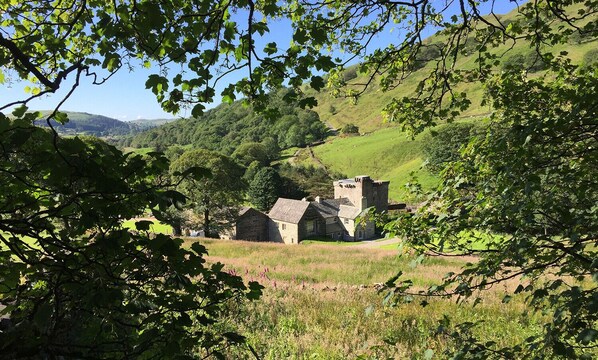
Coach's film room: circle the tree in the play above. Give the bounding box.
[421,122,478,173]
[231,141,277,167]
[583,48,598,67]
[243,160,264,184]
[387,63,598,358]
[0,113,261,358]
[248,167,282,211]
[170,149,246,238]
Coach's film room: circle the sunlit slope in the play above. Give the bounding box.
[310,127,438,201]
[308,5,597,133]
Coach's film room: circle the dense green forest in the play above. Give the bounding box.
[122,89,329,154]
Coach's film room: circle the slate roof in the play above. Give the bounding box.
[268,198,311,223]
[311,198,353,219]
[338,204,364,219]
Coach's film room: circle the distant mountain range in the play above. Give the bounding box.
[33,111,177,137]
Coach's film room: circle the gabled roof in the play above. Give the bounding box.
[239,206,267,218]
[311,198,353,218]
[239,206,252,216]
[338,204,364,219]
[268,198,311,224]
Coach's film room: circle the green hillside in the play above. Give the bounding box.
[34,111,139,137]
[129,118,177,129]
[33,111,178,137]
[299,128,437,202]
[296,5,597,201]
[307,6,597,133]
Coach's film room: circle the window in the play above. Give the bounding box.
[282,223,286,230]
[358,230,364,239]
[306,220,316,234]
[344,218,349,224]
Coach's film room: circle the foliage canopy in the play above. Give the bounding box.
[1,0,597,358]
[170,149,246,238]
[0,113,261,358]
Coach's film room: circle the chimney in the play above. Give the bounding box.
[301,197,308,201]
[315,196,322,203]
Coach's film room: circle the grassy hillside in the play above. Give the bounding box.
[34,111,139,136]
[296,127,437,201]
[295,5,597,201]
[129,117,177,129]
[307,6,597,133]
[192,238,542,359]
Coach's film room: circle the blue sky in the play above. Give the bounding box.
[0,1,519,121]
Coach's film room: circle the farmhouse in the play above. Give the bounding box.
[230,175,389,244]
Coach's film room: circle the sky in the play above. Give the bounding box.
[0,1,520,121]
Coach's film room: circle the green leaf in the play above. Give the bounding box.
[310,76,325,91]
[12,105,28,118]
[264,42,278,55]
[135,220,153,231]
[191,103,205,118]
[577,329,598,345]
[54,111,69,125]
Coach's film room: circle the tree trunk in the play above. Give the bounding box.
[172,223,182,236]
[203,197,211,237]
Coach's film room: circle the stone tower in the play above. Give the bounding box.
[333,175,389,212]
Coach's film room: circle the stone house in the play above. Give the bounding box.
[222,207,269,241]
[267,198,326,244]
[333,175,389,213]
[227,175,389,244]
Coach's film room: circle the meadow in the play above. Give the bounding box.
[190,238,542,359]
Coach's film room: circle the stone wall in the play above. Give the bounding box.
[235,209,269,241]
[268,219,299,244]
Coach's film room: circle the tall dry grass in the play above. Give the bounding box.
[188,238,542,359]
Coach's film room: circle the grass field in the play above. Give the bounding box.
[188,238,542,359]
[121,219,173,235]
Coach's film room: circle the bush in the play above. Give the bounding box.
[502,52,548,72]
[582,48,598,67]
[342,67,358,82]
[341,123,359,135]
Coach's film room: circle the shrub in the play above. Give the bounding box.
[341,123,359,135]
